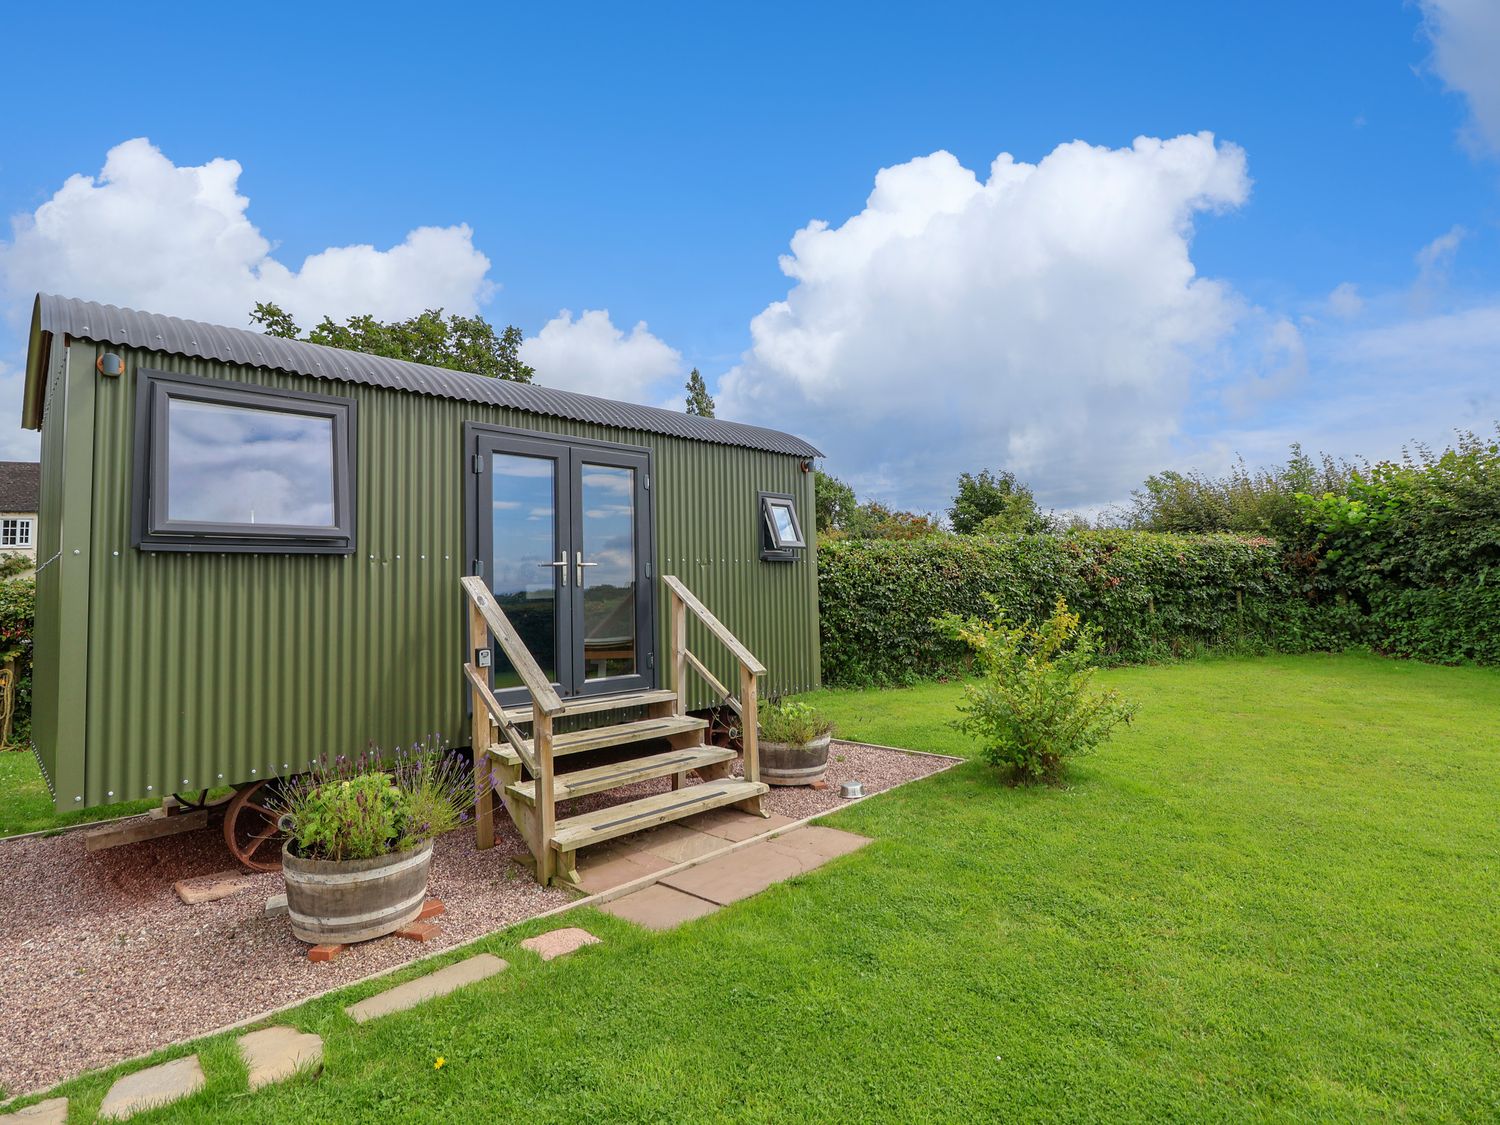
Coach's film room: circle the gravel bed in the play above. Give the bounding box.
[0,740,953,1095]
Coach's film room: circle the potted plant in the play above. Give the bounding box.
[276,738,473,945]
[757,699,836,786]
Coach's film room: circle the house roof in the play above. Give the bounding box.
[0,461,40,513]
[22,294,823,459]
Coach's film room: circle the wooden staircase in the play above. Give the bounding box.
[461,574,769,887]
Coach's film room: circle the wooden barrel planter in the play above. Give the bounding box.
[760,733,832,787]
[282,840,434,945]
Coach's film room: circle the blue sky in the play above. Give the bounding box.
[2,1,1497,512]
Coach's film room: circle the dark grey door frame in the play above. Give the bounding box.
[464,423,657,705]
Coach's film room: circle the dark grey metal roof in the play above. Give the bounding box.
[25,294,822,458]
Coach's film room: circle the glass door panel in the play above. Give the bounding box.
[578,463,637,682]
[486,449,562,690]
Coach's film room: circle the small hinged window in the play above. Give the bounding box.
[759,492,806,559]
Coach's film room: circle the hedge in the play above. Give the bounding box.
[0,577,33,745]
[818,531,1344,686]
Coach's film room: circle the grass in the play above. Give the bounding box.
[7,653,1500,1121]
[0,751,156,838]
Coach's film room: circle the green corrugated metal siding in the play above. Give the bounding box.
[35,342,818,808]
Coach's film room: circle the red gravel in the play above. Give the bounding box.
[0,740,953,1095]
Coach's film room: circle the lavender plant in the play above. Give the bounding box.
[276,736,476,861]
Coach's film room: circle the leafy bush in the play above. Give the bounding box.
[759,698,835,745]
[936,597,1136,783]
[818,531,1321,685]
[1298,430,1500,663]
[0,575,34,747]
[277,737,473,861]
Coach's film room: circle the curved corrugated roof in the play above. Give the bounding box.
[23,294,822,458]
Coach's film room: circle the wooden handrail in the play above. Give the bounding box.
[661,575,766,675]
[663,574,763,786]
[459,575,563,716]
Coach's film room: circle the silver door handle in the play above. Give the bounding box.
[538,555,568,587]
[575,551,599,585]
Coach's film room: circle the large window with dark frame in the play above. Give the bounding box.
[134,370,356,554]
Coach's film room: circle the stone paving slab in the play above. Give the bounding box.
[344,953,508,1024]
[656,840,815,906]
[683,808,798,842]
[576,845,673,893]
[770,825,873,863]
[238,1026,324,1090]
[598,884,721,930]
[98,1055,205,1120]
[521,927,602,961]
[173,869,259,906]
[632,824,731,864]
[10,1097,67,1122]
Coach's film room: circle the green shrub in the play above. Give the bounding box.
[758,698,834,745]
[277,737,474,861]
[937,597,1136,783]
[0,575,34,746]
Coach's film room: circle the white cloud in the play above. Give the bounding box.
[1412,224,1466,306]
[1420,0,1500,155]
[0,137,494,331]
[519,309,681,400]
[1326,282,1364,319]
[718,133,1253,509]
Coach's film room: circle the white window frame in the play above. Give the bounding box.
[0,518,34,548]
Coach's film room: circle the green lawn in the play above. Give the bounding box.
[0,751,156,838]
[9,653,1500,1121]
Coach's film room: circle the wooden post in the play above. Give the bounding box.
[469,601,495,851]
[671,589,687,717]
[739,662,759,785]
[533,709,556,884]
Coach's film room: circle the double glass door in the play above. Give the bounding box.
[474,430,654,704]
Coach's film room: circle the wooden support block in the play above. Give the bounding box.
[84,809,208,853]
[394,921,440,942]
[417,898,445,921]
[308,943,346,963]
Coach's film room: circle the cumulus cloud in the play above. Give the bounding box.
[0,137,494,330]
[1326,282,1364,319]
[718,133,1253,509]
[1420,0,1500,155]
[519,309,681,400]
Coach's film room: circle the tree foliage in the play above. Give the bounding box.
[949,468,1051,534]
[814,470,857,534]
[684,368,716,417]
[1119,445,1351,540]
[250,303,534,382]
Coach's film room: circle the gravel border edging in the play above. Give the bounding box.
[4,740,962,1104]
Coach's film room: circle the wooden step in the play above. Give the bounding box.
[551,780,769,852]
[506,688,679,725]
[506,745,736,805]
[487,715,709,767]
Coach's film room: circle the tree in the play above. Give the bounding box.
[250,303,535,382]
[814,470,856,533]
[949,469,1050,535]
[684,368,716,417]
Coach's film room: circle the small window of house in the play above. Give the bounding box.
[134,371,356,554]
[760,492,806,559]
[0,518,33,548]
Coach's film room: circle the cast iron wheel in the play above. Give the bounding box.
[171,788,235,815]
[223,780,288,872]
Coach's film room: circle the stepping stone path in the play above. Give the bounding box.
[600,826,872,929]
[238,1026,324,1090]
[10,1097,67,1123]
[520,926,601,960]
[98,1055,205,1120]
[345,953,507,1024]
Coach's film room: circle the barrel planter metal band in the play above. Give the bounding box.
[759,733,832,786]
[282,840,434,945]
